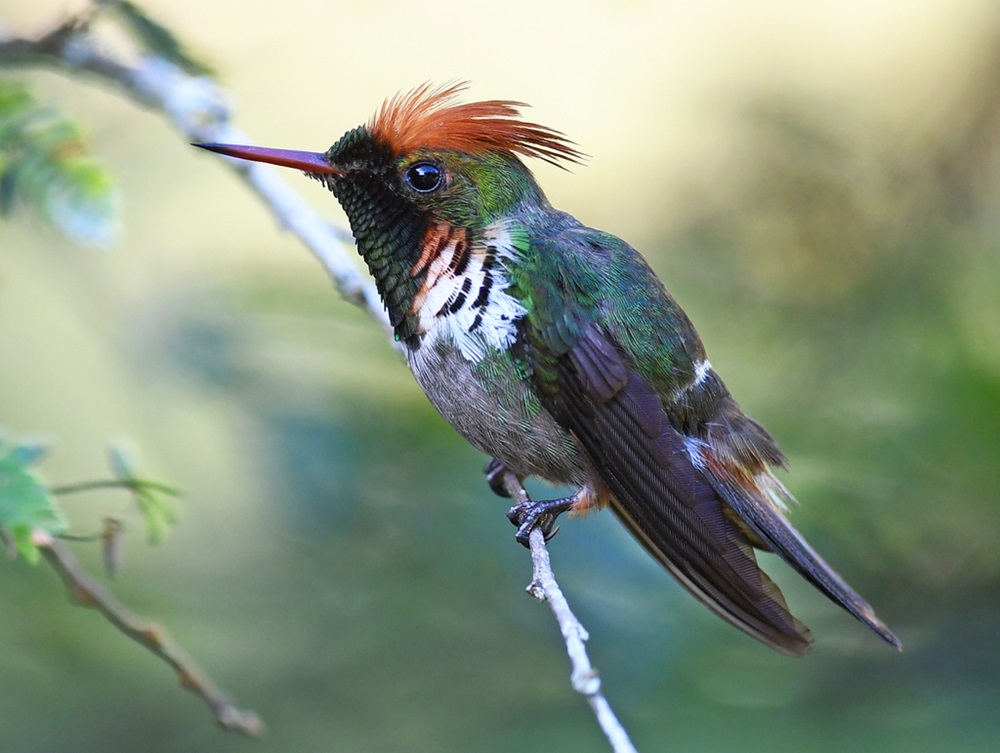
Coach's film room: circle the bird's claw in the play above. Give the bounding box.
[484,458,514,498]
[506,498,572,547]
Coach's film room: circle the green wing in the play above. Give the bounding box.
[511,221,898,654]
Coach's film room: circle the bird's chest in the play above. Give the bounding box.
[398,219,589,483]
[404,221,525,360]
[406,327,587,487]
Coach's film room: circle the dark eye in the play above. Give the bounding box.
[403,162,443,193]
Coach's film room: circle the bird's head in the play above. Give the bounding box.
[198,82,582,224]
[195,83,582,340]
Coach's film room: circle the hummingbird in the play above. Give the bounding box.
[195,83,900,656]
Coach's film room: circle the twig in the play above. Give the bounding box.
[38,537,264,736]
[1,15,640,751]
[0,19,390,337]
[502,472,639,753]
[51,478,180,496]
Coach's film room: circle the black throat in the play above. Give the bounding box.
[320,128,429,345]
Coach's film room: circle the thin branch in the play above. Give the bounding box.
[38,536,264,736]
[51,478,180,496]
[0,19,391,338]
[502,472,639,753]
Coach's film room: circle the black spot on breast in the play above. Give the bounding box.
[472,272,493,309]
[451,239,471,276]
[447,277,473,314]
[482,249,496,272]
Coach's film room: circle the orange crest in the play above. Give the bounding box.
[368,82,584,167]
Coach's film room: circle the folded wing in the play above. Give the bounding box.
[547,323,814,655]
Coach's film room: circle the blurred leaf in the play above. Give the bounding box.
[0,79,120,247]
[107,441,178,544]
[136,487,175,545]
[0,437,66,564]
[7,440,49,468]
[107,442,138,481]
[109,1,215,76]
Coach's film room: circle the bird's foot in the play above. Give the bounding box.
[484,458,516,498]
[506,497,575,547]
[485,459,574,546]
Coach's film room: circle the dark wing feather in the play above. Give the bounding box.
[512,221,898,653]
[705,458,902,649]
[551,323,814,656]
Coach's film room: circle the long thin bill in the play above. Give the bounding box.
[193,143,341,174]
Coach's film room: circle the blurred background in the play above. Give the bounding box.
[2,0,999,751]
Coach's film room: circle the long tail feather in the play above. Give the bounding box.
[704,459,902,650]
[553,336,816,655]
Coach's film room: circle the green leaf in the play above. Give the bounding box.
[111,1,215,76]
[0,79,120,247]
[0,439,66,563]
[107,442,138,481]
[135,486,176,545]
[107,441,178,544]
[8,441,49,467]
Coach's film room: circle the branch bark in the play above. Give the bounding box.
[38,536,264,736]
[0,16,390,336]
[501,473,639,753]
[1,15,640,751]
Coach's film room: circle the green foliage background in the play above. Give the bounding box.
[2,1,999,752]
